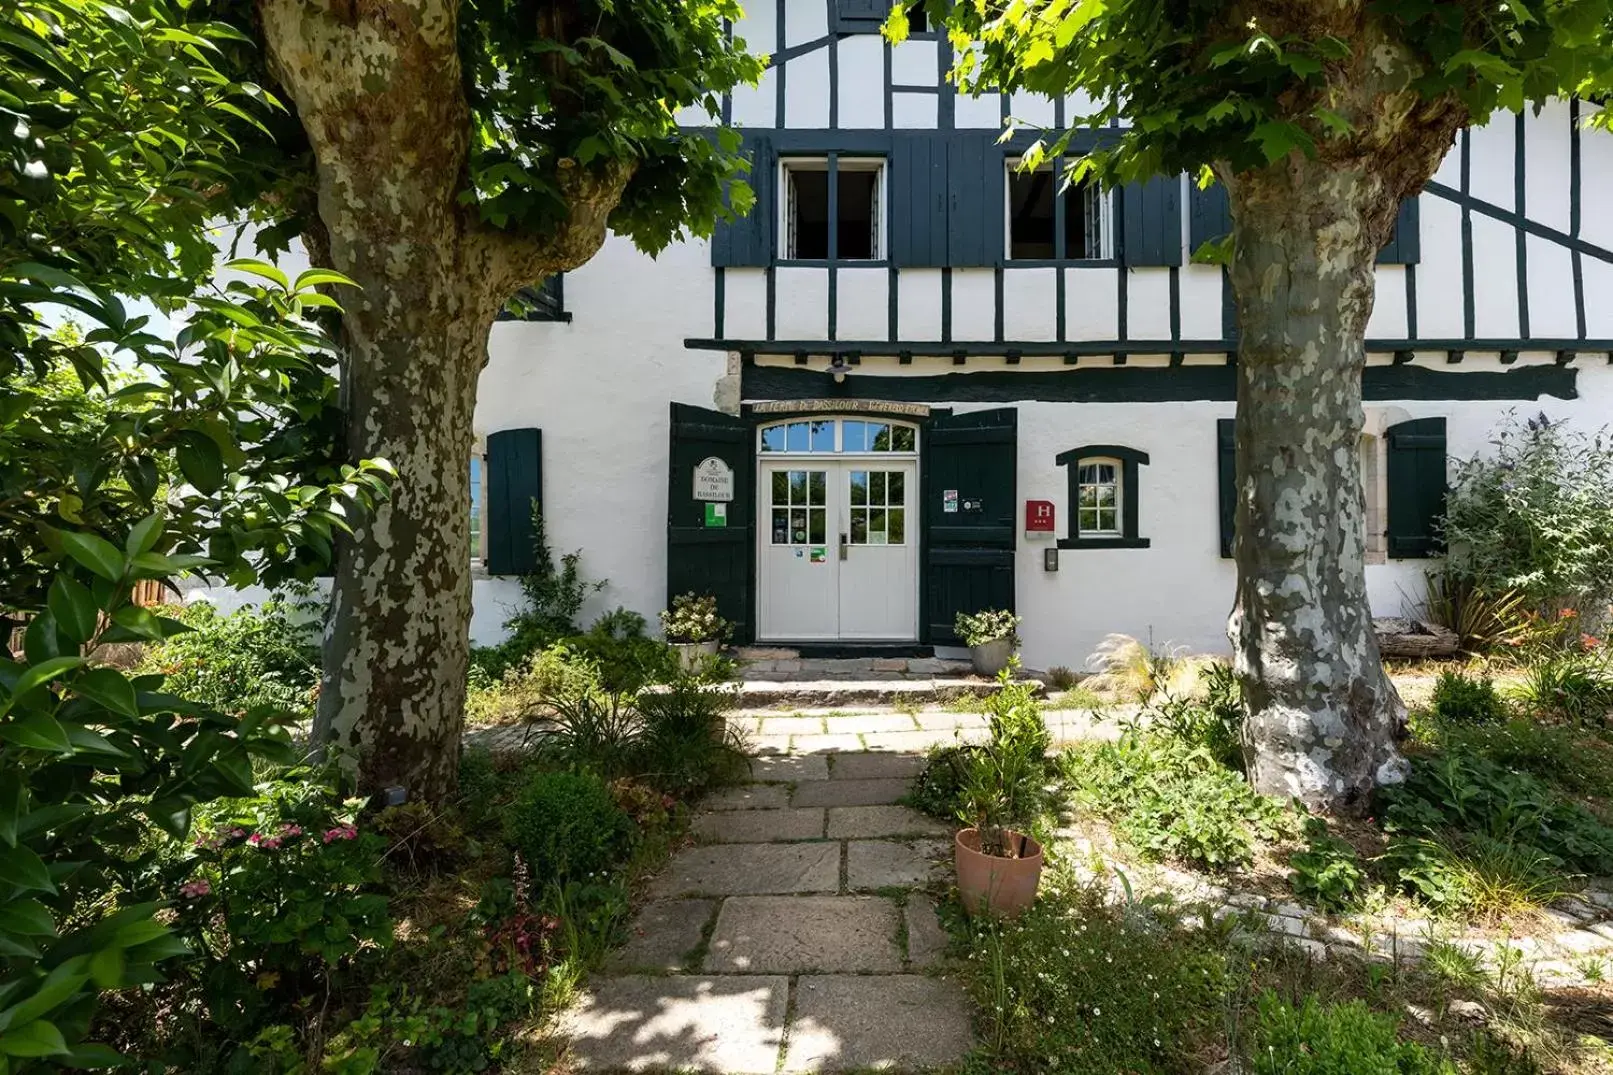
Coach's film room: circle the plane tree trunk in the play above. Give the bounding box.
[255,0,631,802]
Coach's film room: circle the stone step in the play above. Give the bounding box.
[736,675,1044,709]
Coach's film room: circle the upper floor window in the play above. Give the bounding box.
[783,158,883,261]
[834,0,925,32]
[759,417,918,454]
[1008,165,1110,260]
[498,274,570,322]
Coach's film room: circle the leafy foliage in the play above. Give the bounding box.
[955,671,1052,856]
[1243,992,1455,1075]
[1147,662,1247,772]
[660,592,730,645]
[1064,731,1293,870]
[964,867,1228,1073]
[1508,650,1613,725]
[138,592,321,721]
[1429,671,1509,726]
[1288,817,1366,912]
[470,508,604,684]
[505,770,636,884]
[1443,414,1613,615]
[954,608,1020,648]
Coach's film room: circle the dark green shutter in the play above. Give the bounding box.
[667,403,754,642]
[1119,175,1183,266]
[891,133,949,268]
[486,428,542,576]
[1188,181,1231,255]
[922,409,1017,644]
[1386,417,1447,559]
[834,0,889,28]
[712,135,775,267]
[1376,197,1421,265]
[1217,419,1236,559]
[947,135,1005,267]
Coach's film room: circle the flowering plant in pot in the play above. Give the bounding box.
[955,608,1021,676]
[661,592,731,671]
[953,665,1052,916]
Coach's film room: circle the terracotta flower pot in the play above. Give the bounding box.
[969,636,1014,676]
[954,827,1043,918]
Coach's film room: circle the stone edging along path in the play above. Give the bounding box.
[559,750,974,1074]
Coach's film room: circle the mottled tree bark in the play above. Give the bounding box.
[1225,162,1409,812]
[255,0,631,801]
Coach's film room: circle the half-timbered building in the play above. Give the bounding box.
[469,1,1613,668]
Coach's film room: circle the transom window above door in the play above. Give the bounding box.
[758,418,918,454]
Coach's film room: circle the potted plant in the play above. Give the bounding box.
[953,668,1050,917]
[660,592,730,672]
[955,608,1021,676]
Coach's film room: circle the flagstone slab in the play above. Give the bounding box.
[564,974,788,1073]
[828,752,926,781]
[905,896,950,968]
[747,754,831,782]
[704,896,903,974]
[823,713,921,734]
[693,808,826,844]
[789,733,867,754]
[759,715,828,735]
[845,839,950,889]
[650,843,841,898]
[701,784,793,811]
[861,729,960,752]
[825,805,948,840]
[609,899,718,973]
[792,777,910,808]
[782,974,974,1072]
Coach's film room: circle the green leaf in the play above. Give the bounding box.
[0,712,74,753]
[0,1019,69,1058]
[173,430,224,494]
[46,577,99,647]
[109,606,163,641]
[58,1043,126,1069]
[72,669,139,718]
[124,515,163,558]
[0,773,22,847]
[8,657,86,703]
[142,800,191,840]
[59,533,125,582]
[223,257,289,289]
[293,268,358,291]
[0,844,55,895]
[0,899,58,938]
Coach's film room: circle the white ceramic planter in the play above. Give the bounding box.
[970,636,1015,676]
[674,639,721,672]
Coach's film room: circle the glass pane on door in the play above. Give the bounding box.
[847,469,907,546]
[771,468,827,545]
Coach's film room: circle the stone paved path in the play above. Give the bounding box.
[561,749,973,1073]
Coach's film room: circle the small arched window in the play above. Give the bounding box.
[1054,444,1151,549]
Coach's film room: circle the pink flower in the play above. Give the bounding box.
[179,879,211,899]
[248,833,283,850]
[322,825,358,844]
[278,824,303,838]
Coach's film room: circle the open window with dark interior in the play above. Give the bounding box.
[1008,167,1108,260]
[784,159,882,261]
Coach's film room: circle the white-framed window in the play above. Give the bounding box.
[1075,458,1121,536]
[1006,162,1111,260]
[758,417,919,454]
[782,157,884,261]
[469,449,486,562]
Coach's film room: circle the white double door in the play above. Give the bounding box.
[757,460,919,642]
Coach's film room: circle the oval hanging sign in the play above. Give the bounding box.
[693,456,735,502]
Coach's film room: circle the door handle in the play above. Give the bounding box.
[839,533,848,560]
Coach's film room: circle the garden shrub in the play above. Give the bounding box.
[910,743,982,820]
[633,675,748,796]
[1508,650,1613,725]
[140,591,321,720]
[965,868,1228,1073]
[1243,992,1456,1074]
[469,508,604,683]
[957,672,1053,852]
[1429,671,1508,725]
[1439,719,1613,800]
[1287,817,1366,912]
[1147,662,1246,772]
[179,773,394,1019]
[1442,413,1613,615]
[1063,732,1292,870]
[505,770,636,882]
